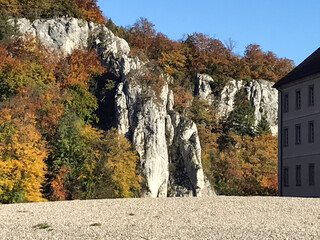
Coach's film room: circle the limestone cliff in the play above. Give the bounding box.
[196,74,278,135]
[17,18,213,197]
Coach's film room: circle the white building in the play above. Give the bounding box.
[274,48,320,197]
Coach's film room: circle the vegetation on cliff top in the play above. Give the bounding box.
[107,17,294,88]
[0,0,105,24]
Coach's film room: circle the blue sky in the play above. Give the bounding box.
[97,0,320,65]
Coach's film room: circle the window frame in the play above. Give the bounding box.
[284,93,289,112]
[295,89,301,109]
[283,127,289,147]
[295,124,301,145]
[308,85,314,106]
[283,167,289,187]
[308,121,314,143]
[296,165,301,186]
[309,164,315,186]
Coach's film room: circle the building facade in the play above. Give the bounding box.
[274,48,320,197]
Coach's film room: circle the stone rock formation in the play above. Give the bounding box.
[17,18,214,197]
[196,74,278,135]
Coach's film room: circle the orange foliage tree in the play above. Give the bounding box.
[75,0,105,24]
[244,44,294,81]
[0,36,58,101]
[210,132,278,196]
[58,49,104,87]
[172,86,192,112]
[128,17,156,59]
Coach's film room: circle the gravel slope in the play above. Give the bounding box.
[0,196,319,239]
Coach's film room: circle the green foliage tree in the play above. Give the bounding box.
[49,111,98,199]
[0,10,19,44]
[229,89,255,137]
[256,114,271,136]
[188,97,216,127]
[66,83,98,122]
[49,114,142,200]
[105,18,129,40]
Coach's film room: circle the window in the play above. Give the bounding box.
[283,127,289,147]
[309,164,315,186]
[308,121,314,143]
[295,124,301,145]
[284,167,289,187]
[296,90,301,109]
[309,85,314,106]
[296,165,301,186]
[284,93,289,112]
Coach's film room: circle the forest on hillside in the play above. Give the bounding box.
[0,0,291,203]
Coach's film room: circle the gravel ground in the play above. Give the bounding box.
[0,196,319,239]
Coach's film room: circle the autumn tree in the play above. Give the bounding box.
[36,85,66,136]
[184,33,230,74]
[209,132,278,196]
[0,96,47,203]
[58,49,104,87]
[244,44,294,81]
[75,0,105,24]
[48,111,99,199]
[237,134,277,195]
[128,17,156,59]
[48,165,68,201]
[158,48,187,81]
[99,129,142,198]
[0,35,58,101]
[274,57,295,80]
[172,86,192,112]
[0,0,105,23]
[49,117,142,199]
[147,33,178,60]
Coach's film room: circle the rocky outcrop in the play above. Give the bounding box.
[116,68,213,197]
[245,80,278,135]
[17,18,129,58]
[17,17,213,197]
[196,74,278,135]
[169,116,208,197]
[116,80,171,197]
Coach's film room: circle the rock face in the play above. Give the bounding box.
[115,69,213,197]
[245,80,278,135]
[17,18,129,58]
[17,18,214,197]
[196,74,278,135]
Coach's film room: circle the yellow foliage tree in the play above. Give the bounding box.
[158,49,186,76]
[103,129,142,198]
[0,107,47,203]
